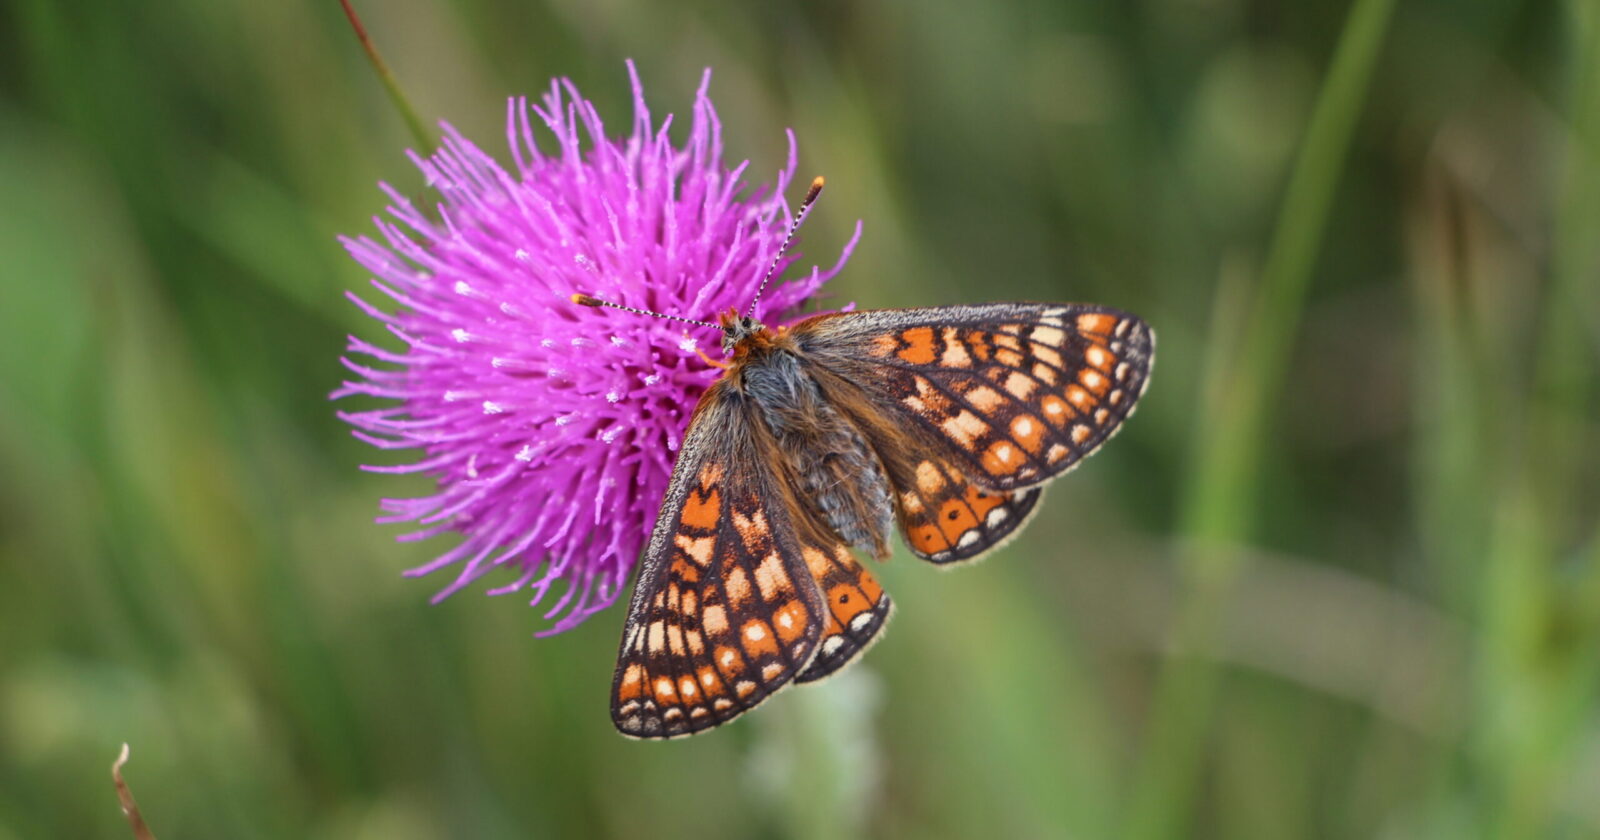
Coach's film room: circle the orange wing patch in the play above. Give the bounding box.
[896,458,1043,564]
[795,543,893,684]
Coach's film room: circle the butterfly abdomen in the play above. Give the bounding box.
[735,346,894,557]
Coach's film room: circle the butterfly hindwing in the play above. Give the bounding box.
[612,389,829,739]
[794,303,1154,492]
[795,543,892,683]
[894,457,1044,564]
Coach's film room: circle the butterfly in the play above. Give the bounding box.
[577,178,1154,738]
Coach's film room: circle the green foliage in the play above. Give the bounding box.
[1,0,1596,837]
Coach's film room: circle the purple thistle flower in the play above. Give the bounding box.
[335,62,862,635]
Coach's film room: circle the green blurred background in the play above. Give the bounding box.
[3,0,1598,837]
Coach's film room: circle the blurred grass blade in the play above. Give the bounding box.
[1124,0,1398,836]
[1476,5,1600,837]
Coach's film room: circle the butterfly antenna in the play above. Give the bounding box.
[746,176,825,319]
[570,293,719,330]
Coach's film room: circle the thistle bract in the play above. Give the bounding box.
[335,63,860,634]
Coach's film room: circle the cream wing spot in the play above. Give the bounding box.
[1003,371,1039,399]
[916,461,947,493]
[801,546,831,578]
[966,386,1005,412]
[648,621,665,652]
[941,411,989,447]
[901,491,925,513]
[724,567,752,604]
[1032,325,1066,346]
[731,510,771,547]
[674,534,715,566]
[754,552,790,600]
[703,605,728,635]
[941,328,972,367]
[668,624,685,655]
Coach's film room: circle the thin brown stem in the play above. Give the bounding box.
[339,0,435,152]
[111,744,157,840]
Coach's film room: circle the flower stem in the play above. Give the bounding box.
[338,0,434,153]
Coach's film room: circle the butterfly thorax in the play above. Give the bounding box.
[721,319,895,558]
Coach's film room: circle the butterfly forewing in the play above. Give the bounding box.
[795,303,1154,492]
[612,391,828,739]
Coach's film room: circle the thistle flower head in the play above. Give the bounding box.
[335,62,861,634]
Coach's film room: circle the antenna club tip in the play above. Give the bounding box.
[571,293,602,307]
[805,176,825,203]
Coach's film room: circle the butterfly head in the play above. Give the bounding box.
[569,176,824,358]
[717,309,766,354]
